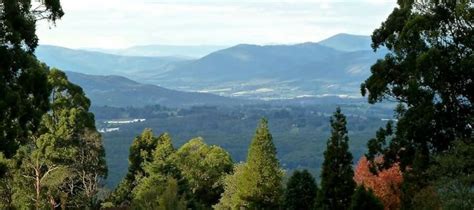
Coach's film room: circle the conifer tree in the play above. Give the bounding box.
[284,170,318,210]
[242,118,283,209]
[319,108,355,210]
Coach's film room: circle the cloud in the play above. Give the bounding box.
[36,0,397,48]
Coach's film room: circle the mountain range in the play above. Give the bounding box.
[65,71,243,107]
[37,33,387,102]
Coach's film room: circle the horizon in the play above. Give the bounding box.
[36,0,397,49]
[40,32,370,50]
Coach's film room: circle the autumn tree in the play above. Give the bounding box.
[361,0,473,207]
[354,156,403,210]
[284,170,318,210]
[319,108,355,210]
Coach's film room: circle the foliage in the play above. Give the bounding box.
[215,119,284,209]
[284,169,318,210]
[171,137,233,208]
[214,163,246,210]
[361,0,474,184]
[109,128,160,206]
[354,156,402,210]
[426,140,474,210]
[319,107,355,210]
[349,186,384,210]
[0,0,64,160]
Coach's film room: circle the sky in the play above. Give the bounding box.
[36,0,398,49]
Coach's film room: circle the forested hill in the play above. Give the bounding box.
[65,71,246,107]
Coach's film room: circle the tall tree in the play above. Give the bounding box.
[0,0,64,160]
[361,0,473,207]
[131,133,179,209]
[110,128,160,206]
[11,69,106,209]
[217,119,283,209]
[319,108,355,210]
[284,170,318,210]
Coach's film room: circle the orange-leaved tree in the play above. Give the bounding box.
[354,156,403,210]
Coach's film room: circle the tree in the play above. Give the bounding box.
[361,1,473,207]
[319,108,355,210]
[214,163,246,210]
[354,156,403,210]
[349,186,384,210]
[425,139,474,210]
[284,170,318,210]
[131,133,178,209]
[11,69,106,209]
[1,0,64,160]
[171,137,233,208]
[218,119,283,209]
[110,128,160,206]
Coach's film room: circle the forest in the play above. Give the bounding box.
[1,0,473,209]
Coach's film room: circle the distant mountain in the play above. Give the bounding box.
[36,45,189,80]
[85,44,228,58]
[37,34,389,100]
[318,33,373,52]
[154,41,387,99]
[65,71,244,107]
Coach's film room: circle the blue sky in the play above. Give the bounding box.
[37,0,397,49]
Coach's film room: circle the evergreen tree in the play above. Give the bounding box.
[131,133,178,209]
[284,170,318,210]
[319,108,355,210]
[217,119,283,209]
[110,128,160,206]
[349,186,384,210]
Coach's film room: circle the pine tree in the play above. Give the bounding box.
[240,118,284,209]
[319,108,355,210]
[349,186,384,210]
[284,170,318,210]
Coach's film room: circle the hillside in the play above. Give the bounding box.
[318,33,373,51]
[66,71,244,107]
[37,34,388,100]
[36,45,189,79]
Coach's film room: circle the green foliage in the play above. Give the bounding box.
[0,0,63,160]
[320,108,355,210]
[349,186,384,210]
[216,118,284,209]
[214,163,246,210]
[156,178,187,210]
[284,170,318,210]
[361,0,474,177]
[1,69,107,209]
[110,128,161,206]
[426,140,474,210]
[361,1,473,207]
[172,137,233,207]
